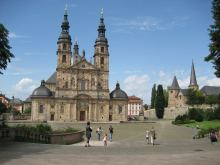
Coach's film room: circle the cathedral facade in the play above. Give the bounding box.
[31,9,128,122]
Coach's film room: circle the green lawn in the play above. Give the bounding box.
[184,120,220,130]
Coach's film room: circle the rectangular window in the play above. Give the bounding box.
[62,55,66,63]
[118,105,122,114]
[101,47,104,53]
[80,80,86,90]
[60,105,64,114]
[39,105,44,113]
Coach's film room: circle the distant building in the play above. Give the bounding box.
[168,61,220,108]
[128,95,143,116]
[0,94,10,108]
[30,8,128,122]
[23,96,31,111]
[10,98,23,113]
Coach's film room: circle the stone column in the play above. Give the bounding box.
[89,103,92,121]
[72,102,77,121]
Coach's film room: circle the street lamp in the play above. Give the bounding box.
[11,96,14,120]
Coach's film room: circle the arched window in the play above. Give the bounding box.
[63,44,67,50]
[62,55,66,63]
[101,47,104,53]
[101,57,104,65]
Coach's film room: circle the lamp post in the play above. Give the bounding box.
[11,96,14,120]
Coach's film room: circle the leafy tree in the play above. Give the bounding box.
[0,102,8,115]
[205,0,220,77]
[214,106,220,119]
[0,24,14,74]
[24,107,31,114]
[205,95,220,105]
[143,104,148,110]
[155,84,165,119]
[150,84,156,108]
[187,89,205,105]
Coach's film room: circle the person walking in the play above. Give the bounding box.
[96,126,103,141]
[150,127,156,146]
[146,129,150,144]
[109,125,114,142]
[85,121,92,147]
[103,133,108,147]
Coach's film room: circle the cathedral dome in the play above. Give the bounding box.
[110,82,128,99]
[32,80,52,97]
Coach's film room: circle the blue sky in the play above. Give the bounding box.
[0,0,219,104]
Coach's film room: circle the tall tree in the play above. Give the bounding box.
[155,84,165,119]
[150,84,156,108]
[205,0,220,77]
[0,24,14,74]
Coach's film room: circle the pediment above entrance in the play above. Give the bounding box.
[71,60,97,70]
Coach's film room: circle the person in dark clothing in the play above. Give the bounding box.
[109,125,113,142]
[85,121,92,147]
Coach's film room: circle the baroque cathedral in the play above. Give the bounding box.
[30,8,128,122]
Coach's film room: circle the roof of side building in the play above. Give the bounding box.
[46,72,56,84]
[200,86,220,96]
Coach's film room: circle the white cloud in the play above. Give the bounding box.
[124,70,142,74]
[5,65,32,76]
[12,78,39,100]
[112,17,160,31]
[9,32,17,38]
[206,77,220,86]
[123,74,150,103]
[111,16,189,32]
[178,76,190,88]
[159,70,166,78]
[9,32,28,39]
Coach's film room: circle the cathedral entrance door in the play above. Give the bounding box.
[80,111,85,121]
[50,114,54,121]
[109,115,112,121]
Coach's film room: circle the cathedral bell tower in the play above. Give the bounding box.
[57,6,72,69]
[94,9,109,72]
[188,61,199,90]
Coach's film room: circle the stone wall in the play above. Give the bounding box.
[145,107,188,120]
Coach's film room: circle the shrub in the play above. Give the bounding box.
[173,114,195,125]
[188,108,204,122]
[36,124,52,134]
[214,106,220,120]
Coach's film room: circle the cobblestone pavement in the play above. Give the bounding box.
[1,120,220,165]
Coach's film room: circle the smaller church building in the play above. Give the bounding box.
[168,62,220,108]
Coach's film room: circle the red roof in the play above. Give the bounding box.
[128,95,141,100]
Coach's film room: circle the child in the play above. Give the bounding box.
[146,129,150,144]
[103,133,107,147]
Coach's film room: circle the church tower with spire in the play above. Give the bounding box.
[57,6,72,69]
[168,76,181,107]
[93,9,109,91]
[94,9,109,72]
[188,61,199,90]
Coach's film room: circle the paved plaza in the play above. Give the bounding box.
[0,120,220,165]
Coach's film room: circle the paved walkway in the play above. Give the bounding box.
[1,120,220,165]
